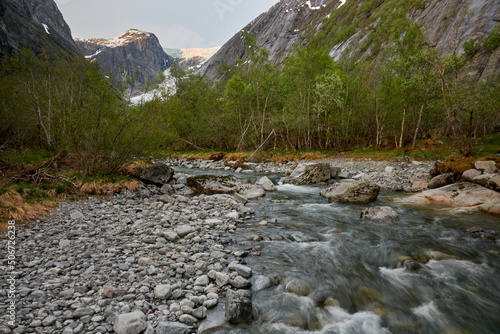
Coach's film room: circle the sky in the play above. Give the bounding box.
[55,0,280,49]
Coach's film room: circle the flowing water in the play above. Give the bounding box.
[174,167,500,334]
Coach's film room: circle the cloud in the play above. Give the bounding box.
[133,23,210,49]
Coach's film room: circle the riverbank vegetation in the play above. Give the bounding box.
[1,5,499,224]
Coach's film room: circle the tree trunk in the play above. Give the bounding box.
[399,103,407,148]
[412,104,424,148]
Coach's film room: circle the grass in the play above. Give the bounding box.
[0,149,142,232]
[1,134,498,232]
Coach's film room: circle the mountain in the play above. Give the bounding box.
[198,0,500,80]
[164,46,221,70]
[0,0,80,61]
[75,29,174,96]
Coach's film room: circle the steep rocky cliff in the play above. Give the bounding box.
[0,0,80,61]
[199,0,500,80]
[76,29,173,95]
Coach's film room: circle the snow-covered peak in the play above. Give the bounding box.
[76,29,152,48]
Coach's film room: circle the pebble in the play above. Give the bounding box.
[3,175,258,333]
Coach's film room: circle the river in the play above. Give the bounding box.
[173,166,500,334]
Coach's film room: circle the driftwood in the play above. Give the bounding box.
[11,167,78,189]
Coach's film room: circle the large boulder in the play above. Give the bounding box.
[475,161,497,174]
[487,175,500,191]
[113,311,147,334]
[136,163,174,187]
[285,163,332,185]
[320,181,381,203]
[256,176,277,191]
[462,169,482,182]
[400,182,500,216]
[225,290,253,324]
[428,173,454,189]
[237,184,266,199]
[361,206,400,223]
[186,175,238,194]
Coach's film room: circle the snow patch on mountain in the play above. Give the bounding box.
[129,69,176,105]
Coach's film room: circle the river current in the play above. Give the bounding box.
[173,166,500,334]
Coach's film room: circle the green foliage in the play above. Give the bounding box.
[464,38,480,59]
[484,25,500,52]
[0,50,165,175]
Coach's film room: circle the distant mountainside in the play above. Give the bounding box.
[0,0,80,61]
[199,0,500,80]
[165,46,221,70]
[76,29,173,96]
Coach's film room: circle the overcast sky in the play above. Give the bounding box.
[55,0,279,49]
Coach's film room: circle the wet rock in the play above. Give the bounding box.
[252,275,273,292]
[256,176,277,191]
[113,311,146,334]
[404,260,423,272]
[428,173,454,189]
[228,263,253,278]
[320,181,380,203]
[156,321,191,334]
[467,226,484,233]
[187,175,238,194]
[399,182,500,216]
[284,278,311,296]
[237,184,266,199]
[136,163,174,187]
[225,289,254,324]
[361,206,400,223]
[462,169,482,182]
[231,276,251,289]
[285,163,332,185]
[475,161,497,173]
[425,251,458,261]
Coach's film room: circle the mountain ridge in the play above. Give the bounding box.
[198,0,500,80]
[0,0,80,61]
[75,29,173,96]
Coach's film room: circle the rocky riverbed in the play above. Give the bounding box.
[2,156,499,334]
[1,177,260,334]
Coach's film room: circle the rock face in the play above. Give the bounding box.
[199,0,500,81]
[75,29,173,95]
[320,181,381,203]
[400,182,500,216]
[361,206,400,223]
[0,0,80,60]
[285,163,333,185]
[199,0,340,79]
